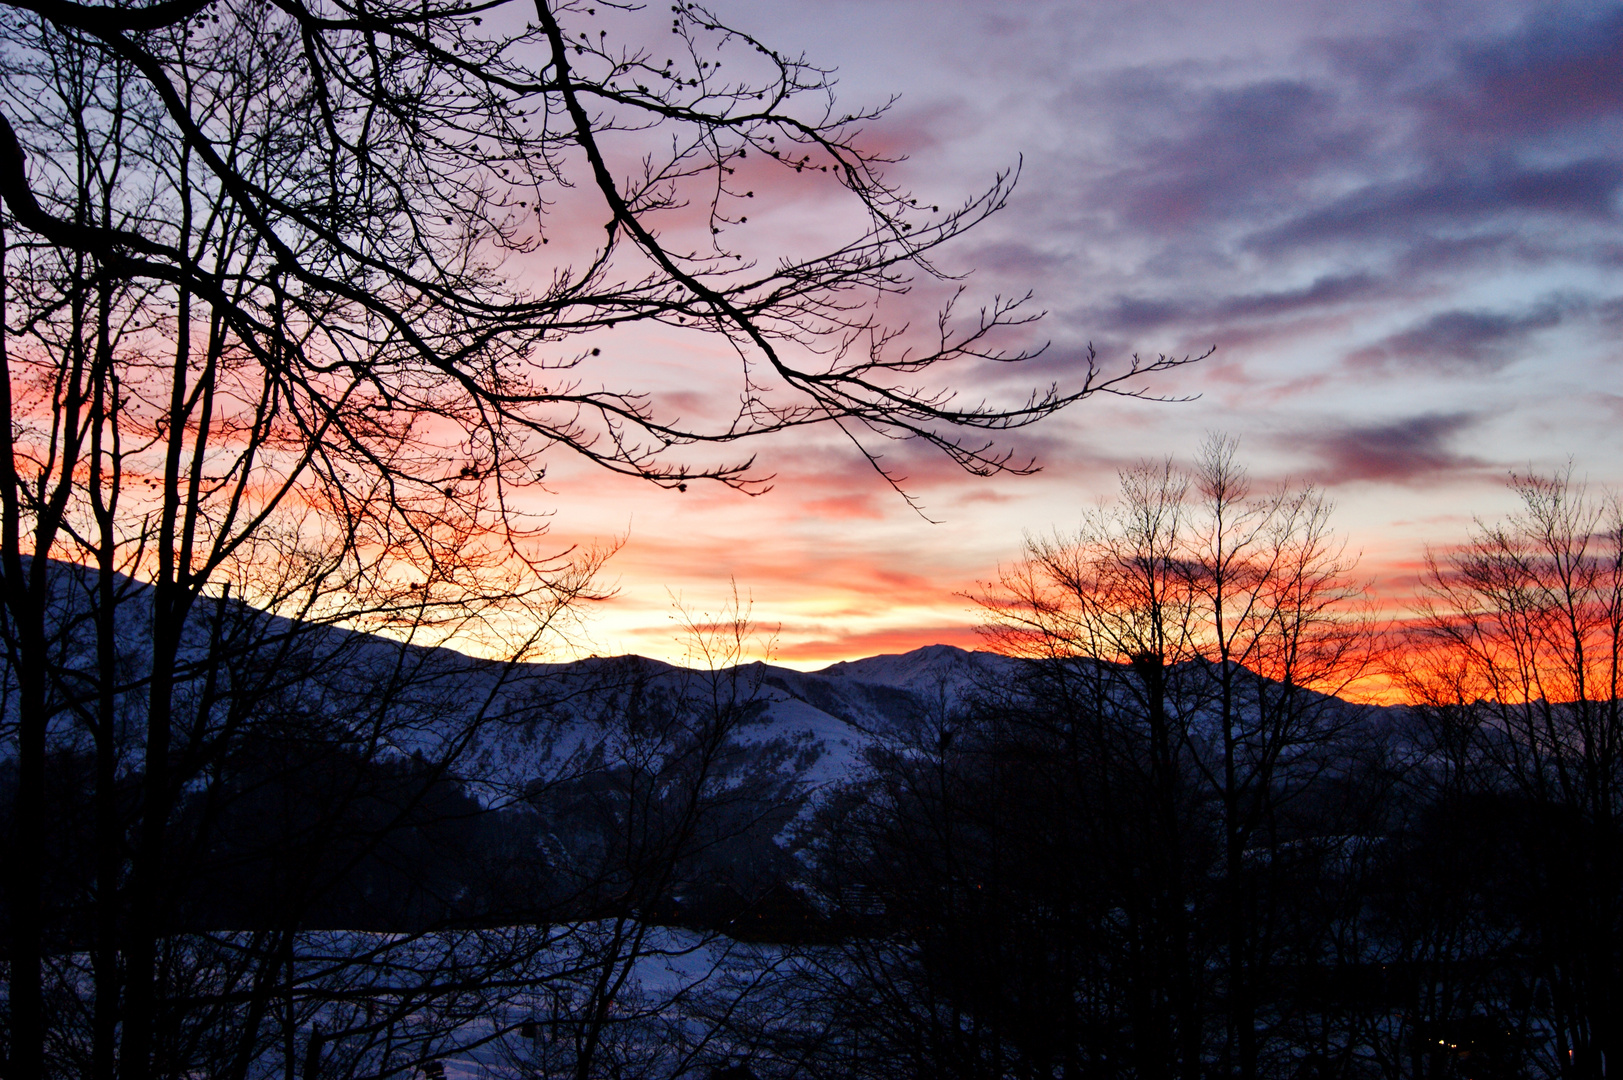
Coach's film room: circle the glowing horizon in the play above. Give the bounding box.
[24,0,1608,683]
[517,0,1623,674]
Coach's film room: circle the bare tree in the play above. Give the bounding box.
[1181,435,1371,1080]
[981,458,1212,1080]
[0,2,1202,1078]
[1399,468,1623,1080]
[493,591,805,1080]
[975,441,1372,1080]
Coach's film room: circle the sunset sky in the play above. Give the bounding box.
[540,0,1623,667]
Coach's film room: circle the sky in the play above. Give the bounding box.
[537,0,1623,667]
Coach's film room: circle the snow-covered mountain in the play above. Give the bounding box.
[0,559,1020,794]
[457,644,1020,791]
[2,560,1394,800]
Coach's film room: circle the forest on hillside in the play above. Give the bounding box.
[1,455,1618,1080]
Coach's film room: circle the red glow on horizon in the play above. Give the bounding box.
[771,623,988,667]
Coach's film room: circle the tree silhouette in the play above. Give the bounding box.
[1399,468,1623,1080]
[0,2,1201,1076]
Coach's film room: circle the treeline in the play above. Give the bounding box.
[0,0,1109,1070]
[0,586,808,1079]
[709,454,1620,1080]
[1,455,1618,1080]
[742,663,1606,1080]
[0,652,801,938]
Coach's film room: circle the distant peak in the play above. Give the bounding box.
[816,642,969,671]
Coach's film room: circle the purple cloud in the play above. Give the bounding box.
[1255,159,1623,252]
[1423,6,1623,140]
[1290,413,1487,485]
[1347,302,1569,371]
[1059,6,1623,270]
[1102,272,1383,332]
[1104,79,1368,231]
